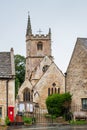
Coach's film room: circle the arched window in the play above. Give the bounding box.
[37,42,43,50]
[48,88,50,96]
[55,88,57,93]
[23,88,30,102]
[51,88,53,94]
[58,88,60,94]
[48,83,60,96]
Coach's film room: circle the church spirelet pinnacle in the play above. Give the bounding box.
[26,14,51,38]
[26,14,32,36]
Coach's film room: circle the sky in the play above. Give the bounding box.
[0,0,87,73]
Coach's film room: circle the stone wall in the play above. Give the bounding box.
[66,39,87,110]
[34,63,65,108]
[0,79,15,124]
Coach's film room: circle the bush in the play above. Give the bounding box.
[32,117,36,124]
[46,92,72,117]
[23,116,32,124]
[5,116,10,126]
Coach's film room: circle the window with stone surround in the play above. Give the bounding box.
[0,107,2,117]
[58,88,60,94]
[48,83,60,96]
[23,88,30,102]
[82,98,87,110]
[37,42,43,50]
[48,88,50,96]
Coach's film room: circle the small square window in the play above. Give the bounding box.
[0,107,2,117]
[82,98,87,110]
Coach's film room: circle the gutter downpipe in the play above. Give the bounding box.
[6,79,9,117]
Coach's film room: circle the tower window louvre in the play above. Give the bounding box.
[37,42,43,50]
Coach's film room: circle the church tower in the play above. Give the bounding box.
[17,15,65,109]
[25,15,53,79]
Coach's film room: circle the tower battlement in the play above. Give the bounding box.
[26,34,50,41]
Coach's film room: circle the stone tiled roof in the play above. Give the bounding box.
[82,40,87,50]
[0,52,12,78]
[78,38,87,50]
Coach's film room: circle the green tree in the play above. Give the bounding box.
[15,54,25,97]
[46,92,72,117]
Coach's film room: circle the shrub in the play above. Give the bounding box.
[5,116,10,126]
[23,116,32,124]
[32,117,36,124]
[46,92,72,117]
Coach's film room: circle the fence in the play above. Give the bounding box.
[17,105,85,124]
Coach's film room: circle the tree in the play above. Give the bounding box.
[46,93,72,117]
[15,54,26,97]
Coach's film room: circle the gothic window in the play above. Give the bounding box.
[48,88,50,96]
[58,88,60,94]
[51,88,53,94]
[48,82,61,96]
[55,88,57,93]
[0,107,2,117]
[23,88,30,102]
[37,42,43,50]
[82,98,87,110]
[42,65,49,72]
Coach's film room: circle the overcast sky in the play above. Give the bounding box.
[0,0,87,73]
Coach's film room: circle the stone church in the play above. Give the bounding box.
[17,15,65,111]
[0,15,87,123]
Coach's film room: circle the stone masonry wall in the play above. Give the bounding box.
[34,63,65,108]
[66,40,87,111]
[0,79,15,124]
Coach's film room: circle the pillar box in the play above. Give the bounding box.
[8,106,14,122]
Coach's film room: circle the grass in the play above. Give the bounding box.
[70,120,87,125]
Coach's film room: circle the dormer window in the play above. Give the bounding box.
[37,42,43,50]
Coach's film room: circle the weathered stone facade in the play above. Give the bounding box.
[66,38,87,111]
[34,61,65,108]
[18,15,87,113]
[18,15,65,110]
[0,48,15,124]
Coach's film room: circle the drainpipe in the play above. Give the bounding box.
[6,80,9,116]
[64,72,67,93]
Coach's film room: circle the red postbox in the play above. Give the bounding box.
[8,106,14,122]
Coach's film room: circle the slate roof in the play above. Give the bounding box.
[0,52,12,78]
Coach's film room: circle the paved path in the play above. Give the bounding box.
[8,125,87,130]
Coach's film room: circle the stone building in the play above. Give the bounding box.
[17,15,65,111]
[66,38,87,111]
[0,48,15,124]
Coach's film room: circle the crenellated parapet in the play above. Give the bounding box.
[26,33,51,41]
